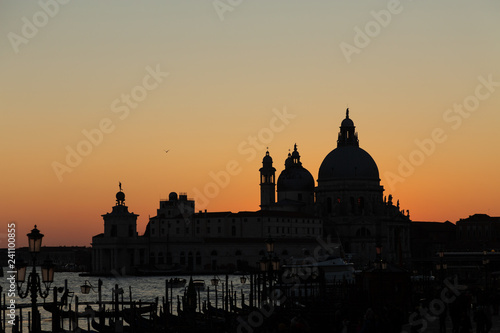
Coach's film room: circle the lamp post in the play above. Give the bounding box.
[259,236,280,303]
[483,250,490,290]
[15,226,54,333]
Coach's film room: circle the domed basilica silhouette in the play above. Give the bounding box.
[92,110,411,274]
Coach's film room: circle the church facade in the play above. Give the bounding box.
[92,110,411,274]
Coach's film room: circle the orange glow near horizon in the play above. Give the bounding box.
[1,1,500,247]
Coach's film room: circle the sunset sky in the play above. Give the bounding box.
[1,1,499,247]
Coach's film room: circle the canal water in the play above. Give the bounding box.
[1,271,252,331]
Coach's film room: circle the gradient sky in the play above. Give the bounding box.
[1,1,499,247]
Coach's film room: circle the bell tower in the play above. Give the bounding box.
[259,150,276,210]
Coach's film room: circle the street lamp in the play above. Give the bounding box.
[240,276,247,284]
[80,280,102,294]
[483,250,490,290]
[260,237,280,302]
[15,225,54,333]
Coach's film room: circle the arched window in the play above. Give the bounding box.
[211,250,218,256]
[166,252,172,265]
[327,197,332,213]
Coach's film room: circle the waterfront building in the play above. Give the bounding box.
[92,110,411,274]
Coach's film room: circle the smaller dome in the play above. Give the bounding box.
[277,167,315,192]
[169,192,178,201]
[116,191,125,202]
[262,151,273,164]
[277,144,314,192]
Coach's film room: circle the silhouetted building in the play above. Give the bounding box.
[92,109,411,274]
[410,221,456,273]
[92,189,322,275]
[456,214,500,250]
[260,110,411,266]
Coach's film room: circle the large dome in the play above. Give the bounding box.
[318,145,379,181]
[318,109,379,181]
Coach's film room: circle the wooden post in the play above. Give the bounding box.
[98,279,104,325]
[114,284,119,323]
[225,275,229,311]
[250,273,253,308]
[20,308,23,333]
[221,283,224,311]
[52,287,60,333]
[74,295,79,331]
[215,285,218,309]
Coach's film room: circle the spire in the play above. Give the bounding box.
[346,108,349,119]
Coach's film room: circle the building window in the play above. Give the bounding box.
[196,252,201,265]
[207,227,211,234]
[218,226,222,233]
[196,227,200,234]
[176,228,179,234]
[232,226,236,236]
[180,252,185,265]
[111,225,117,237]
